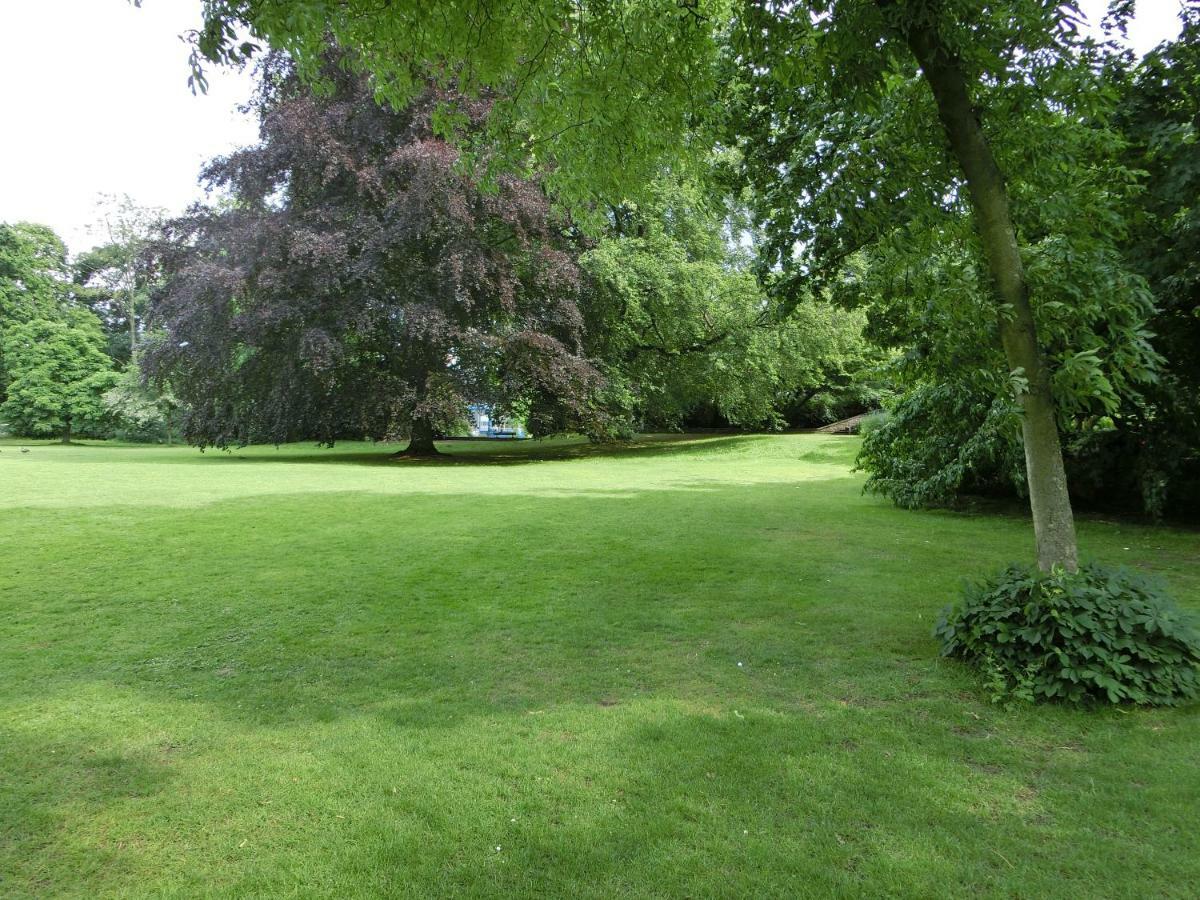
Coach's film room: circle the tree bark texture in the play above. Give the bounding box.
[399,418,440,457]
[905,19,1079,572]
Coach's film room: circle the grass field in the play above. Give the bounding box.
[1,433,1198,898]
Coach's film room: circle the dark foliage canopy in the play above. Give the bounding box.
[144,53,609,450]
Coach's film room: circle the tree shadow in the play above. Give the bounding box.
[0,725,174,893]
[4,476,1197,894]
[185,433,775,468]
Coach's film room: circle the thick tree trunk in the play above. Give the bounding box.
[62,416,72,445]
[396,418,440,457]
[905,20,1078,573]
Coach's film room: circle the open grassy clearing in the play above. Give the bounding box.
[1,433,1197,898]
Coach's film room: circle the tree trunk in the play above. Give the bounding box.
[396,418,440,457]
[905,19,1078,573]
[62,416,72,445]
[129,292,137,358]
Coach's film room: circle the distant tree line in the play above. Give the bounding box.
[0,196,177,444]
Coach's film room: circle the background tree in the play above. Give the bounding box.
[103,360,181,444]
[1098,10,1200,517]
[0,223,73,404]
[582,173,881,430]
[0,312,117,442]
[144,52,609,454]
[75,195,164,365]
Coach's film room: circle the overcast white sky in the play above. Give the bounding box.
[0,0,1189,254]
[0,1,257,253]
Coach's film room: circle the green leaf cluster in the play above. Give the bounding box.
[189,0,731,225]
[856,382,1022,508]
[581,173,881,429]
[0,223,74,398]
[103,359,180,443]
[0,312,117,440]
[936,563,1200,707]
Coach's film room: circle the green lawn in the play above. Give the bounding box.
[1,434,1197,898]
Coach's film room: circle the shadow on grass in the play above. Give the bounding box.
[0,726,173,890]
[192,433,776,469]
[4,477,1199,895]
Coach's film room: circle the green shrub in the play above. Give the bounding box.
[856,382,1025,510]
[935,563,1200,706]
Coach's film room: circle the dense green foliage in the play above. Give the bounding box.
[0,221,168,442]
[937,563,1200,707]
[1089,11,1200,517]
[581,175,880,430]
[853,13,1200,518]
[733,3,1164,517]
[102,364,180,443]
[0,219,179,443]
[3,435,1199,896]
[0,223,74,401]
[857,383,1021,508]
[0,313,117,441]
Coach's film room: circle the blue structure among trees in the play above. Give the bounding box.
[467,404,526,439]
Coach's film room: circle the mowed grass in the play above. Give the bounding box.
[1,434,1197,898]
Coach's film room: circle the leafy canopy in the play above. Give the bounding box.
[582,173,879,429]
[144,53,609,449]
[185,0,729,220]
[0,222,70,323]
[1,223,75,400]
[0,312,117,439]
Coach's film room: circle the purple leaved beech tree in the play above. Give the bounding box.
[144,52,609,455]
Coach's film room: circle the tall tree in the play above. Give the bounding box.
[0,223,73,402]
[0,312,117,442]
[144,53,608,454]
[180,0,1145,568]
[582,173,880,429]
[904,13,1078,570]
[739,9,1158,514]
[75,195,164,365]
[731,1,1163,572]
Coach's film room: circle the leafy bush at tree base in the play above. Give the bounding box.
[935,563,1200,706]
